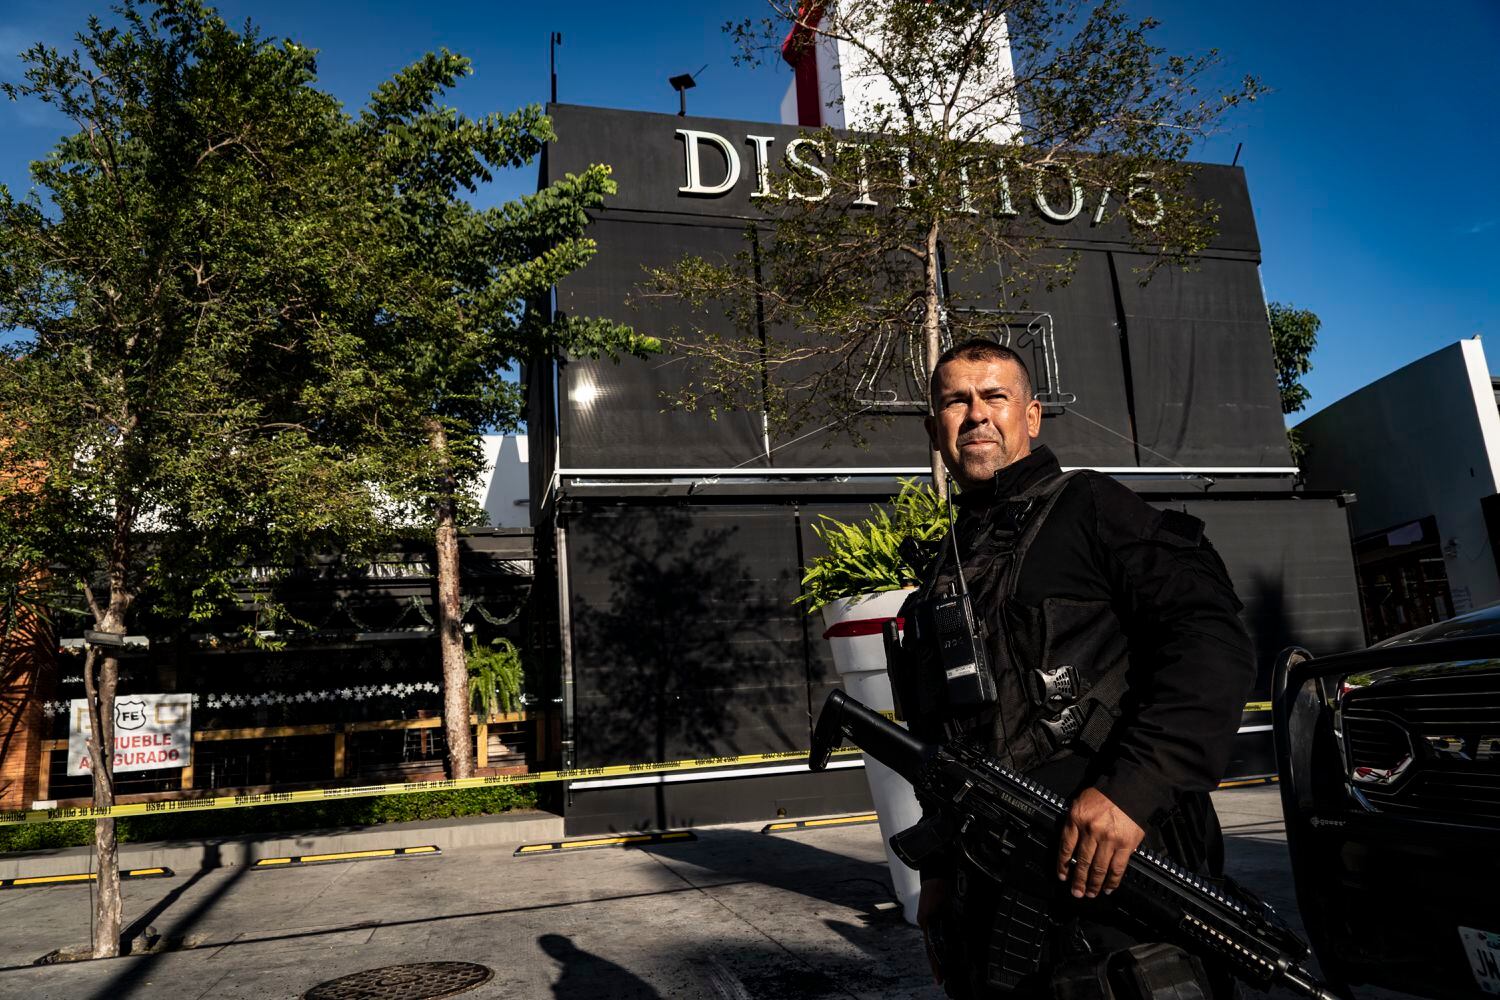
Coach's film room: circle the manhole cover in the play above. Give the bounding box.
[304,962,494,1000]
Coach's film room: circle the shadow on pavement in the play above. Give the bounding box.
[28,881,719,959]
[681,935,930,999]
[540,933,662,1000]
[85,843,248,1000]
[643,827,897,912]
[118,864,214,952]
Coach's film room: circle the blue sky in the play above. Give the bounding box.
[2,1,1497,420]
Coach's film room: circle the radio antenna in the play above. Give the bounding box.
[943,472,969,597]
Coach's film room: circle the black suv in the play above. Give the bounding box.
[1274,608,1500,998]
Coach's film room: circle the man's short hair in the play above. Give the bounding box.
[928,338,1034,405]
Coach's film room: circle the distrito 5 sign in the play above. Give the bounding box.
[68,693,192,776]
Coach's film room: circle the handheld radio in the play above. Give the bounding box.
[924,476,997,711]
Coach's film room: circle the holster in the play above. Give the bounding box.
[1109,944,1211,1000]
[1051,943,1212,1000]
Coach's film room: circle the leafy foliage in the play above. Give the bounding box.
[0,0,399,633]
[467,635,525,718]
[0,0,640,931]
[1267,301,1321,465]
[648,0,1264,480]
[0,4,419,948]
[329,51,660,526]
[327,48,656,779]
[1268,301,1320,415]
[798,479,950,611]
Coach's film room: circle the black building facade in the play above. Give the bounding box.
[529,105,1366,835]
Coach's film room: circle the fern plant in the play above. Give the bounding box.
[798,479,951,612]
[466,636,525,718]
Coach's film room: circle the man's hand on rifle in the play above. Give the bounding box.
[1056,787,1144,899]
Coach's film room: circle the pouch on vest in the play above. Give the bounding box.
[992,477,1134,763]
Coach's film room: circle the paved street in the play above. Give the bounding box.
[0,786,1411,999]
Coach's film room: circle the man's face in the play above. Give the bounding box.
[925,356,1042,490]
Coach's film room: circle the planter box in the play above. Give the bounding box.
[819,588,923,924]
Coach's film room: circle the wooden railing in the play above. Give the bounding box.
[36,711,534,803]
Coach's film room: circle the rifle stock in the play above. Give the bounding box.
[809,688,932,781]
[809,690,1343,1000]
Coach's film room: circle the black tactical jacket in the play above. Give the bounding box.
[901,444,1256,847]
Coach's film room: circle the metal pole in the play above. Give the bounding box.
[549,32,560,104]
[554,516,577,784]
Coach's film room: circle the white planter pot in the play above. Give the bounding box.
[819,588,923,925]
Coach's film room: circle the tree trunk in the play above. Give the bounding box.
[82,493,136,959]
[427,418,474,779]
[923,220,947,497]
[82,604,126,958]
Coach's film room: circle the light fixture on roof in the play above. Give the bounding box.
[669,65,707,117]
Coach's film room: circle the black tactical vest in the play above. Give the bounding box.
[897,470,1132,775]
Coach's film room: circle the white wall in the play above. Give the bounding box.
[782,11,1018,143]
[779,78,799,126]
[1297,339,1500,613]
[476,434,531,529]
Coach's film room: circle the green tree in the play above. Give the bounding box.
[649,0,1261,491]
[0,1,397,956]
[1267,301,1320,465]
[340,55,655,779]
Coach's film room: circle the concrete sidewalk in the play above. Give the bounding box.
[0,787,1411,1000]
[0,810,564,880]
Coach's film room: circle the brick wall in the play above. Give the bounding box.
[0,609,53,810]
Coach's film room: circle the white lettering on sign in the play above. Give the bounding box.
[836,142,877,206]
[669,129,1164,228]
[951,162,979,216]
[1033,162,1084,222]
[785,137,831,202]
[994,161,1018,216]
[676,129,741,196]
[747,135,777,200]
[896,147,917,208]
[68,693,192,776]
[1126,172,1165,226]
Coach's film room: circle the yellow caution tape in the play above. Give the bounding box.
[0,698,1277,829]
[0,747,863,827]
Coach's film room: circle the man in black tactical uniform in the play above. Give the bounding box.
[900,339,1256,999]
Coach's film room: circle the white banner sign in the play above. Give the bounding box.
[67,694,193,776]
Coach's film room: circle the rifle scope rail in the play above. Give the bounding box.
[951,743,1304,982]
[808,689,1343,1000]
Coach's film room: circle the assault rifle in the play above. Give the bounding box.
[809,689,1342,1000]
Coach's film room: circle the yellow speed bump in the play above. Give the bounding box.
[514,830,696,857]
[251,845,438,869]
[762,813,879,834]
[1217,775,1280,789]
[0,866,174,890]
